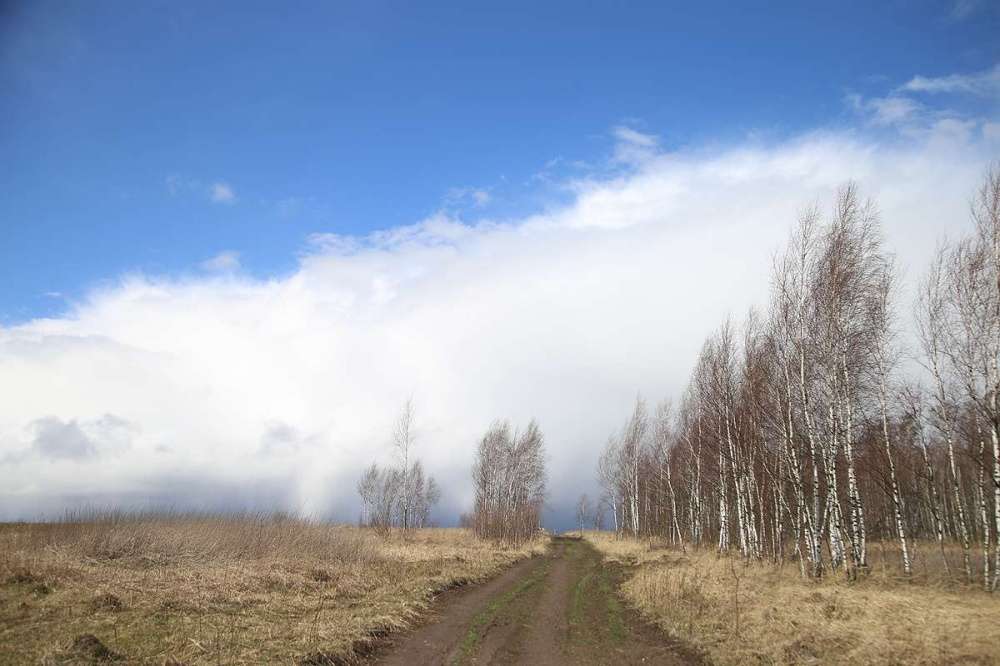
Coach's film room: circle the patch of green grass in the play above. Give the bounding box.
[569,569,594,627]
[567,540,626,648]
[598,569,625,644]
[453,563,548,665]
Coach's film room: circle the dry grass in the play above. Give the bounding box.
[0,512,545,664]
[584,532,1000,665]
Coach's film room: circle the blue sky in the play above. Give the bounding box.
[2,0,998,322]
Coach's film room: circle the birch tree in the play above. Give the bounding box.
[356,400,441,533]
[472,419,548,546]
[576,494,591,535]
[586,168,1000,590]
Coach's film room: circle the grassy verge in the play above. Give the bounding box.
[597,566,625,644]
[564,538,625,652]
[584,532,1000,665]
[568,568,593,628]
[0,513,544,664]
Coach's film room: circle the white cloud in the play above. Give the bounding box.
[847,93,923,126]
[210,182,236,204]
[847,63,1000,137]
[900,64,1000,97]
[200,251,241,273]
[612,125,660,165]
[165,176,239,205]
[1,76,997,524]
[444,187,492,209]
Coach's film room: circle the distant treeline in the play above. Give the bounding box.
[355,401,548,546]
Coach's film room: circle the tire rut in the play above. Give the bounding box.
[370,536,702,665]
[369,553,548,666]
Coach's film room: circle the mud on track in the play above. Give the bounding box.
[369,536,701,665]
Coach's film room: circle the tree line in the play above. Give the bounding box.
[596,167,1000,591]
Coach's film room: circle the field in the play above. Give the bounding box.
[5,515,998,666]
[584,533,1000,665]
[0,513,544,664]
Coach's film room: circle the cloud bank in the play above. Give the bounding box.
[2,77,998,527]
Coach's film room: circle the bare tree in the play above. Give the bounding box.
[653,399,684,546]
[597,436,623,533]
[393,399,417,530]
[586,170,1000,591]
[619,396,650,537]
[367,464,402,535]
[357,462,380,526]
[357,399,440,534]
[575,494,591,535]
[472,419,548,546]
[869,252,910,574]
[916,243,973,580]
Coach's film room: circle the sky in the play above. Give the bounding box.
[1,1,999,529]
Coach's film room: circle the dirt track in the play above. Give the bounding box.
[370,536,701,665]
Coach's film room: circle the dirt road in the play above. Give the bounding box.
[370,536,701,665]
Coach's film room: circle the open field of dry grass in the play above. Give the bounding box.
[0,513,544,664]
[584,532,1000,665]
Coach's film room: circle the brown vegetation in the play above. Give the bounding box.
[585,532,1000,665]
[0,512,543,664]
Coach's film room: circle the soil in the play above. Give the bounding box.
[368,536,703,665]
